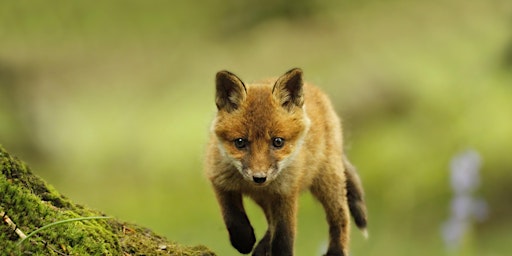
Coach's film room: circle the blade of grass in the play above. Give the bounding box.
[17,216,111,246]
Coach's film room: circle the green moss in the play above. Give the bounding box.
[0,145,216,256]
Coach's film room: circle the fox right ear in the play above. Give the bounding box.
[273,68,304,111]
[216,70,247,112]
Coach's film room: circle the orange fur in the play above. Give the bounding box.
[206,68,367,256]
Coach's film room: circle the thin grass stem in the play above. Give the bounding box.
[17,216,111,246]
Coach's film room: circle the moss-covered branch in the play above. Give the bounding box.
[0,146,215,256]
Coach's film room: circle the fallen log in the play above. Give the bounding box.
[0,145,215,256]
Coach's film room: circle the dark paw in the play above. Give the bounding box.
[271,227,294,256]
[252,231,271,256]
[228,222,256,254]
[324,248,345,256]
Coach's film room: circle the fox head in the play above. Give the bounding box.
[212,68,311,186]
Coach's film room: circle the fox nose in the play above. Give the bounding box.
[253,176,267,184]
[252,173,267,184]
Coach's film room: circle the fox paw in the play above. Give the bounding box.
[324,249,346,256]
[252,232,270,256]
[228,223,256,254]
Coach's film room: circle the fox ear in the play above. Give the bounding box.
[216,70,247,112]
[273,68,304,111]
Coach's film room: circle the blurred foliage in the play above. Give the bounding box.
[1,0,511,255]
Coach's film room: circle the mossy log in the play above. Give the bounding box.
[0,146,216,256]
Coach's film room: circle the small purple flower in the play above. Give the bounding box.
[451,195,473,221]
[450,150,481,194]
[441,219,467,250]
[441,149,488,251]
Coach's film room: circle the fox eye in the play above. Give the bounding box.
[233,138,248,149]
[272,137,285,148]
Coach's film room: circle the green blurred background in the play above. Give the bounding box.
[1,0,511,255]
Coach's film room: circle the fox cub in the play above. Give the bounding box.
[206,68,367,256]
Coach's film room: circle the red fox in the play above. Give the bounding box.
[206,68,367,256]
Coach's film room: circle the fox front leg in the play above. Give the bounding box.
[271,218,295,256]
[214,188,256,254]
[260,195,298,256]
[311,170,351,256]
[252,230,270,256]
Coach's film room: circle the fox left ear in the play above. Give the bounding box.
[273,68,304,111]
[216,70,247,112]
